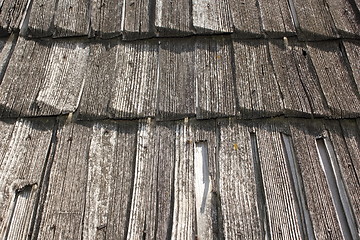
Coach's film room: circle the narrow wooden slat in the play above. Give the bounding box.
[192,0,233,34]
[127,121,176,239]
[256,123,303,239]
[122,0,154,40]
[258,0,296,37]
[195,36,236,119]
[218,119,263,239]
[269,40,313,117]
[307,42,360,118]
[343,40,360,93]
[0,38,89,117]
[53,0,90,37]
[155,0,192,36]
[157,38,196,120]
[0,0,29,35]
[325,0,360,38]
[293,0,338,40]
[90,0,123,38]
[290,121,344,239]
[83,121,137,240]
[233,40,284,118]
[27,0,57,37]
[36,122,92,240]
[228,0,262,38]
[0,118,54,240]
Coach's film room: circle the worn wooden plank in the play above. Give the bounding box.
[53,0,90,37]
[127,121,176,239]
[36,121,92,240]
[257,0,296,37]
[0,0,30,36]
[307,41,360,118]
[218,119,263,239]
[195,36,236,119]
[326,0,360,38]
[233,40,284,118]
[79,40,159,119]
[0,35,17,84]
[290,121,344,239]
[192,0,233,34]
[0,118,54,240]
[155,0,192,36]
[293,0,338,40]
[27,0,57,37]
[156,38,196,120]
[269,39,313,117]
[83,121,137,240]
[256,122,303,239]
[90,0,123,38]
[0,38,89,118]
[228,0,262,38]
[343,40,360,93]
[122,0,154,40]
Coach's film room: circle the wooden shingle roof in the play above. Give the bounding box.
[0,1,359,239]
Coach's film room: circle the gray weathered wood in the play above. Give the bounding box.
[122,0,154,40]
[157,38,196,120]
[307,42,360,118]
[233,40,284,118]
[290,121,344,239]
[256,122,303,239]
[257,0,295,37]
[0,118,54,240]
[228,0,262,38]
[0,34,17,84]
[0,38,89,118]
[195,36,236,119]
[90,0,123,38]
[192,0,233,34]
[326,0,360,38]
[0,0,30,36]
[293,0,338,40]
[53,0,90,37]
[155,0,192,36]
[27,0,57,37]
[343,40,360,93]
[218,119,263,239]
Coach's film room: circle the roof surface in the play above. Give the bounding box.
[0,0,359,239]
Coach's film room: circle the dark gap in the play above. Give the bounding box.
[287,0,299,29]
[142,215,147,240]
[0,34,18,85]
[316,138,355,240]
[250,133,270,240]
[29,119,59,240]
[19,0,34,36]
[228,39,241,115]
[302,49,307,56]
[281,133,315,239]
[4,185,33,240]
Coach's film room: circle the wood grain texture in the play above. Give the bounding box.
[257,0,296,37]
[343,40,360,93]
[290,121,344,239]
[195,36,236,119]
[90,0,123,38]
[293,0,338,40]
[157,38,196,120]
[218,119,263,239]
[53,0,90,37]
[0,118,54,240]
[155,0,192,36]
[122,0,154,40]
[0,38,89,118]
[307,42,360,118]
[192,0,233,33]
[0,34,17,84]
[228,0,262,38]
[27,0,57,37]
[0,0,30,36]
[233,40,284,118]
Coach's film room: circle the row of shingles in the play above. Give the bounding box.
[0,0,31,36]
[0,36,358,120]
[0,118,55,240]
